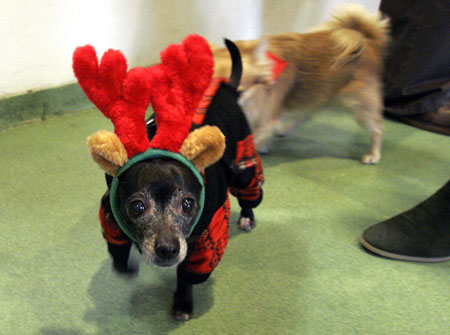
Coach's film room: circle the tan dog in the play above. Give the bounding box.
[212,4,390,164]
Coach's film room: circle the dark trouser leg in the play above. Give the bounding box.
[380,0,450,135]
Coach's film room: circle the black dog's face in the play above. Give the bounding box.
[117,159,202,267]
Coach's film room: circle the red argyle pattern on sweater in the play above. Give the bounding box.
[183,196,231,274]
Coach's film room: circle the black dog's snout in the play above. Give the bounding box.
[155,240,180,260]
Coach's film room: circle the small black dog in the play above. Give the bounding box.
[75,37,264,321]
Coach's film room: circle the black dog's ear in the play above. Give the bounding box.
[105,174,113,188]
[223,38,242,90]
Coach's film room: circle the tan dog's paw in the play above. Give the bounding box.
[257,142,272,155]
[361,153,380,165]
[239,217,256,231]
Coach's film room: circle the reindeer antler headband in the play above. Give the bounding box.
[73,35,227,241]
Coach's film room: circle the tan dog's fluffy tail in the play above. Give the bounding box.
[314,4,390,66]
[328,4,390,49]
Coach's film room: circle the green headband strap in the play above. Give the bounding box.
[109,148,205,243]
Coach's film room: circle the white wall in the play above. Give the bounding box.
[0,0,380,98]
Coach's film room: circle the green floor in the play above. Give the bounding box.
[1,108,449,335]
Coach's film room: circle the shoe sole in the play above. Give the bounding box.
[359,237,450,263]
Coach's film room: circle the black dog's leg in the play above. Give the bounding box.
[173,276,193,321]
[238,207,256,231]
[101,186,138,276]
[230,163,262,231]
[107,242,139,276]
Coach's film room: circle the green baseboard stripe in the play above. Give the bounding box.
[0,83,93,130]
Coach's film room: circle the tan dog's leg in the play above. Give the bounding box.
[239,84,279,154]
[275,114,302,137]
[339,77,384,164]
[274,109,315,138]
[240,76,294,154]
[352,85,384,164]
[355,109,383,164]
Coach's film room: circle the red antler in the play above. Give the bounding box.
[73,46,151,157]
[73,35,214,156]
[147,35,214,152]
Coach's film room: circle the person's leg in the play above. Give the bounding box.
[360,180,450,262]
[380,0,450,135]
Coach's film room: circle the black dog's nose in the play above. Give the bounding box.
[155,241,180,260]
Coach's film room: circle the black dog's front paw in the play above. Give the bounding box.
[172,285,193,321]
[112,257,139,277]
[108,243,138,277]
[238,208,256,231]
[238,216,256,231]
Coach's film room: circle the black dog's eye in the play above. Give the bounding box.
[130,200,145,216]
[181,198,195,215]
